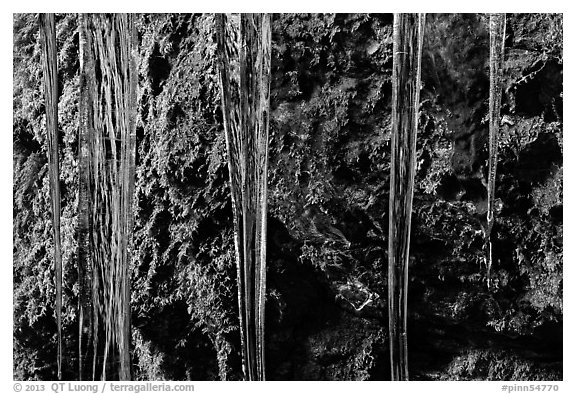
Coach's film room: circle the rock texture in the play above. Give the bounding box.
[13,13,562,380]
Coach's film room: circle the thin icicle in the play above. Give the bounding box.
[215,13,272,381]
[39,12,63,381]
[388,13,425,382]
[486,13,506,288]
[78,13,95,380]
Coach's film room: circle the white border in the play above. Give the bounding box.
[3,2,573,392]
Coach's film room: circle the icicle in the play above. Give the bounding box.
[39,12,63,381]
[486,13,506,289]
[388,13,425,381]
[215,13,272,381]
[78,13,137,381]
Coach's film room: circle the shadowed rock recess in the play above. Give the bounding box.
[13,13,562,380]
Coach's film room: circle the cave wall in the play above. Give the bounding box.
[13,13,562,380]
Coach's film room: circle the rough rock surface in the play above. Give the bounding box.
[13,13,562,380]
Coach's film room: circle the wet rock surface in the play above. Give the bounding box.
[13,13,562,380]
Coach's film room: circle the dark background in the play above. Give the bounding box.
[13,13,562,380]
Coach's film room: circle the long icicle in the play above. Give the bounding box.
[486,13,506,289]
[240,14,272,381]
[254,14,272,382]
[78,13,136,380]
[39,13,63,381]
[78,13,94,380]
[215,13,248,379]
[118,13,137,381]
[216,13,272,381]
[387,13,425,381]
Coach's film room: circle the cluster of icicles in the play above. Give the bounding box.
[39,13,506,381]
